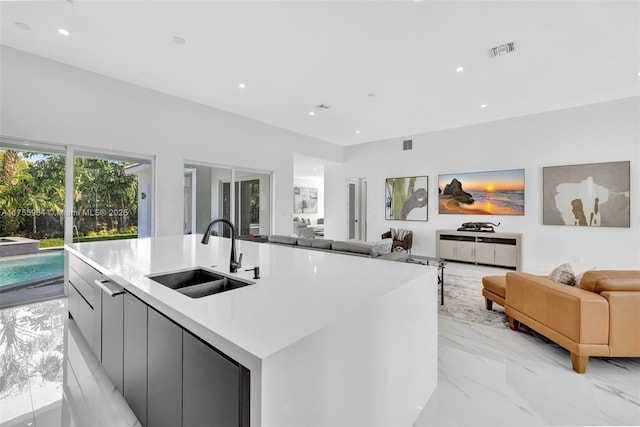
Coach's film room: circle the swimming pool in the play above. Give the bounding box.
[0,251,64,288]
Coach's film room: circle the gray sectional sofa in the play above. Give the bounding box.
[267,235,395,259]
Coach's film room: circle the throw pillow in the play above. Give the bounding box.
[375,238,393,255]
[390,228,410,241]
[548,263,576,286]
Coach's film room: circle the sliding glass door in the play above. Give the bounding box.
[184,162,271,237]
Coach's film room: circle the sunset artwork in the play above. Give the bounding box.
[438,169,525,215]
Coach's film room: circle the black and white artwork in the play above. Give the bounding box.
[294,187,318,213]
[543,161,630,227]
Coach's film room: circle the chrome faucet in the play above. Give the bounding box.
[201,218,243,273]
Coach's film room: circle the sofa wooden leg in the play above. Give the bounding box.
[508,316,520,331]
[485,298,493,310]
[570,353,588,374]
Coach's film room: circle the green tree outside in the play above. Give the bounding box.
[0,150,139,245]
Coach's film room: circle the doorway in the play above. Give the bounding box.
[221,178,260,236]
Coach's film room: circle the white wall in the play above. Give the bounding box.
[293,176,324,225]
[0,46,343,237]
[325,97,640,273]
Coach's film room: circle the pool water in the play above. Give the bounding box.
[0,251,64,287]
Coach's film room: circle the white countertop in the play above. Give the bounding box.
[66,235,434,360]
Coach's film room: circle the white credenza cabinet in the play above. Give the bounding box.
[436,229,522,270]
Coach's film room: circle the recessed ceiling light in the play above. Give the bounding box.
[355,130,361,134]
[172,36,186,45]
[238,83,246,89]
[15,22,32,31]
[58,28,70,36]
[480,104,487,109]
[456,66,464,72]
[309,111,315,116]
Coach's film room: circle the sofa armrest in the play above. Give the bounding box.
[506,272,609,345]
[403,232,413,249]
[600,291,640,356]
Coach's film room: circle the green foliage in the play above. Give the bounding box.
[39,238,64,248]
[0,150,140,239]
[120,225,138,234]
[250,182,260,224]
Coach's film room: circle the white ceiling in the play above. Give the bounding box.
[1,1,639,147]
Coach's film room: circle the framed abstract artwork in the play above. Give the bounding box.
[385,176,428,221]
[543,161,630,227]
[293,186,318,213]
[438,169,525,215]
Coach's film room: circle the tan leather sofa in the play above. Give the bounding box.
[505,270,640,373]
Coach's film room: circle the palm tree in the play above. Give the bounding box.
[0,149,20,185]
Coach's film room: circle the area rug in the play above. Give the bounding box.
[438,274,509,329]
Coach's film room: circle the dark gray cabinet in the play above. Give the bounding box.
[183,331,249,427]
[66,251,250,427]
[124,293,148,427]
[102,290,124,392]
[147,308,182,427]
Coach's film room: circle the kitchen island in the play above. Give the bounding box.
[65,235,438,426]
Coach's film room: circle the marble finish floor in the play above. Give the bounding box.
[416,316,640,426]
[1,263,639,426]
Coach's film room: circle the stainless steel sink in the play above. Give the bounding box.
[147,268,253,298]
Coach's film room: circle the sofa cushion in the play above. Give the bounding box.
[548,263,576,286]
[268,235,298,245]
[331,241,378,257]
[578,270,640,293]
[311,239,333,249]
[297,238,314,247]
[390,228,411,241]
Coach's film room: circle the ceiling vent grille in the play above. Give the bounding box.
[489,42,516,58]
[403,139,413,151]
[314,104,331,110]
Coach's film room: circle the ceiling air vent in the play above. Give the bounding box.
[403,139,413,151]
[489,42,516,58]
[315,104,331,110]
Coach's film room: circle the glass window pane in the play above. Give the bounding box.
[73,154,151,240]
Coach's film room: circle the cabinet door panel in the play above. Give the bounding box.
[123,293,148,427]
[475,243,495,265]
[147,308,182,427]
[456,241,476,262]
[102,293,124,392]
[77,293,93,347]
[183,332,240,427]
[494,244,517,268]
[68,283,79,321]
[68,268,95,307]
[439,240,457,259]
